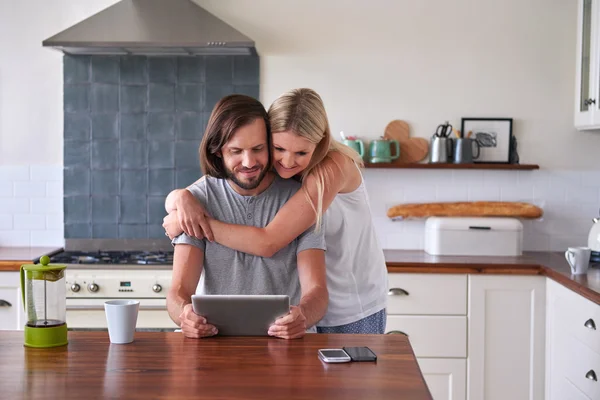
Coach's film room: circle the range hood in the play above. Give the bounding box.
[43,0,256,56]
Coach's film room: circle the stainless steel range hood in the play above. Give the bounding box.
[42,0,256,56]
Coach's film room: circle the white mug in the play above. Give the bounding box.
[564,247,591,275]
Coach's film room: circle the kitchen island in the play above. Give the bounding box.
[0,331,432,400]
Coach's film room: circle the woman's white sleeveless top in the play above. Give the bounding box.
[318,174,388,326]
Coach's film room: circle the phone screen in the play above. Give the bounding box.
[342,346,377,361]
[320,349,349,358]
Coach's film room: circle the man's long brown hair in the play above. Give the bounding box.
[199,95,271,178]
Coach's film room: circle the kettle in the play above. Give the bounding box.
[589,208,600,264]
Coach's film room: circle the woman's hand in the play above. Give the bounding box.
[163,211,187,240]
[175,190,214,241]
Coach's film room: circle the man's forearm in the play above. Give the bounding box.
[166,289,191,327]
[298,285,328,328]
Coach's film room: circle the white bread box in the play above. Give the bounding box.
[424,217,523,256]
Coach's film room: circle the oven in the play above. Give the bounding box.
[47,249,178,332]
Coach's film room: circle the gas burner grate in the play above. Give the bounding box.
[48,250,174,265]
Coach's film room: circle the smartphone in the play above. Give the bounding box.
[318,348,351,363]
[342,346,377,362]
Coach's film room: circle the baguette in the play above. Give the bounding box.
[387,201,543,219]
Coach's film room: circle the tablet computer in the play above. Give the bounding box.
[191,294,290,336]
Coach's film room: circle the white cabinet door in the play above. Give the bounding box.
[546,278,600,400]
[467,275,546,400]
[0,272,25,330]
[418,358,466,400]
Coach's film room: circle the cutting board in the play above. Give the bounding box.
[387,201,544,220]
[384,120,429,164]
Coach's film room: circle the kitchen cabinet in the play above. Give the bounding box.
[546,278,600,400]
[386,273,467,400]
[468,275,546,400]
[0,272,25,330]
[575,0,600,129]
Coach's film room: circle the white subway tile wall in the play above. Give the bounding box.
[362,168,600,251]
[0,165,64,247]
[0,165,598,251]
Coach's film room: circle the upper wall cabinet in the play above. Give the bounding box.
[575,0,600,130]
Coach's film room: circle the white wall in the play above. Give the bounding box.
[0,0,598,249]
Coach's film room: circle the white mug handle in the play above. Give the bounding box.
[565,250,576,274]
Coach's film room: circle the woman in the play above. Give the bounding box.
[164,88,388,334]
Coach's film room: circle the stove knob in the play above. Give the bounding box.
[152,284,162,293]
[88,283,100,293]
[70,283,81,293]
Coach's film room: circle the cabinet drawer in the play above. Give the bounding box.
[559,335,600,400]
[386,315,467,358]
[387,274,467,315]
[0,287,20,330]
[551,280,600,354]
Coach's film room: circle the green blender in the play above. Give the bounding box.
[20,255,68,348]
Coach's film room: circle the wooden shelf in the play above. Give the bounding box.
[364,163,540,170]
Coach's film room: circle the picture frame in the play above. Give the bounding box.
[460,118,513,163]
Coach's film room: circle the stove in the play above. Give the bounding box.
[45,247,177,331]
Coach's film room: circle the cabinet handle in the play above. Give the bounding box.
[0,299,12,307]
[585,370,597,382]
[386,330,408,336]
[584,318,596,330]
[388,288,409,296]
[590,99,597,105]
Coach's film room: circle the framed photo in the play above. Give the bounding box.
[460,118,513,163]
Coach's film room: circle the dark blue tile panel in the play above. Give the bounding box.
[120,56,148,84]
[64,113,91,141]
[119,224,148,239]
[148,141,175,169]
[121,114,146,140]
[148,84,175,112]
[91,141,119,170]
[148,57,176,83]
[64,141,90,167]
[91,170,119,195]
[91,56,120,83]
[64,55,90,83]
[92,196,118,223]
[64,167,90,196]
[92,224,118,238]
[91,84,119,112]
[178,56,204,83]
[65,223,91,239]
[148,169,175,196]
[120,170,148,195]
[119,196,147,224]
[64,85,89,112]
[92,113,118,140]
[205,56,233,84]
[64,196,91,223]
[121,141,147,169]
[233,56,259,85]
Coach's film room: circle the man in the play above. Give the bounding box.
[166,94,328,340]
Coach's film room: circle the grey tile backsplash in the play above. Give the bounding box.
[63,55,259,238]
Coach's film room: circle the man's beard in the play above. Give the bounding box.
[225,164,268,190]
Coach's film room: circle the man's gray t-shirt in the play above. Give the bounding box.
[172,174,326,306]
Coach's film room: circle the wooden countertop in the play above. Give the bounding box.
[384,250,600,305]
[0,331,432,400]
[0,247,61,271]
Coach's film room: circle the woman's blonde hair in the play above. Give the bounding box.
[268,88,364,230]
